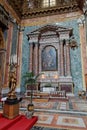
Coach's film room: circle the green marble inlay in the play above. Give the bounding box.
[21,20,83,94]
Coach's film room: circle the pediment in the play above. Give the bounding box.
[27,24,73,39]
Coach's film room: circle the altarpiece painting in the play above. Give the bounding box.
[42,46,57,71]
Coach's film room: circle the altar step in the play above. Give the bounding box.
[7,116,38,130]
[33,98,49,102]
[0,114,22,130]
[0,113,38,130]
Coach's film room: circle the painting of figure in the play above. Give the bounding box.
[42,46,57,71]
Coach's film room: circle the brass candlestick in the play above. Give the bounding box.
[8,68,17,99]
[7,55,18,100]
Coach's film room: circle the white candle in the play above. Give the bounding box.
[13,55,17,64]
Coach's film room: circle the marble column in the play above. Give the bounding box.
[60,40,64,76]
[33,43,36,74]
[39,45,42,73]
[58,43,60,74]
[29,43,33,72]
[78,22,86,90]
[83,0,87,46]
[16,27,24,89]
[64,44,67,76]
[34,43,39,75]
[66,40,71,76]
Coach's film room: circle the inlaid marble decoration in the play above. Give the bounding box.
[21,20,83,93]
[76,103,87,111]
[37,115,54,124]
[57,116,86,128]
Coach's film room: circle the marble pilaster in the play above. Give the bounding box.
[16,27,24,89]
[34,43,39,75]
[66,40,71,76]
[39,45,42,73]
[64,44,67,76]
[29,43,33,72]
[60,40,64,76]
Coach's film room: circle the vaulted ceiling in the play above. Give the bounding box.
[7,0,85,19]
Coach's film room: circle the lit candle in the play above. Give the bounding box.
[10,55,13,64]
[13,54,17,64]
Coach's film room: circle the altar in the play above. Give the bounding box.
[42,87,56,93]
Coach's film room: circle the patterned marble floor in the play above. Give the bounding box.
[32,112,87,130]
[19,96,87,130]
[20,96,87,112]
[1,96,87,130]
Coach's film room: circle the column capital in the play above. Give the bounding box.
[77,15,85,26]
[59,39,64,44]
[18,26,25,32]
[66,39,70,45]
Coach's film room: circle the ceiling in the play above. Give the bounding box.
[7,0,85,19]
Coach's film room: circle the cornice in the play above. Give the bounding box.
[21,11,82,27]
[22,3,80,19]
[7,0,82,20]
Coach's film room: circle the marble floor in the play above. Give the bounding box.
[19,95,87,130]
[0,95,87,130]
[33,112,87,130]
[20,96,87,112]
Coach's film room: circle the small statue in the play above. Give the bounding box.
[8,69,17,99]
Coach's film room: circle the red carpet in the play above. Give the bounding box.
[0,113,38,130]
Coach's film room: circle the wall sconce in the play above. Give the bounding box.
[69,36,78,50]
[54,75,58,79]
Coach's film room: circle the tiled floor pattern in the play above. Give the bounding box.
[57,102,68,110]
[34,102,55,109]
[20,97,87,112]
[71,102,87,112]
[1,96,87,130]
[33,112,87,130]
[19,96,87,130]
